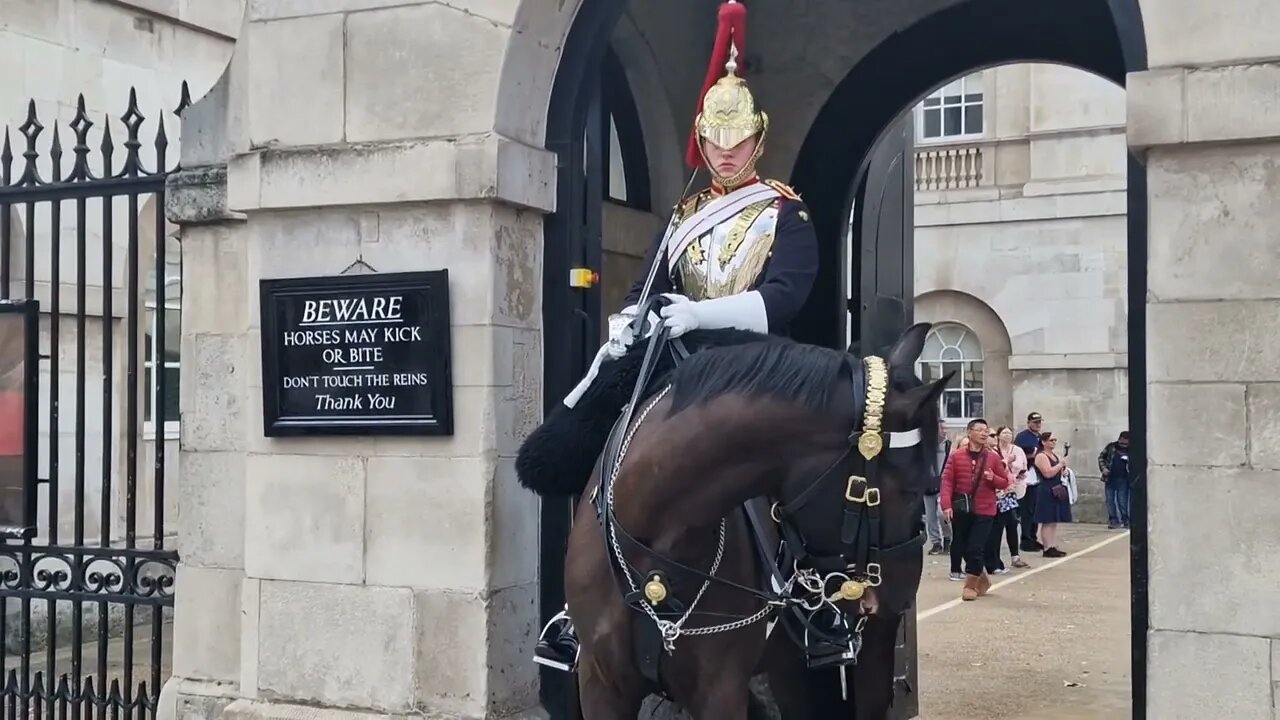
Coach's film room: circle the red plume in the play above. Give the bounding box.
[685,1,749,169]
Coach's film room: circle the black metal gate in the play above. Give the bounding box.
[0,85,189,719]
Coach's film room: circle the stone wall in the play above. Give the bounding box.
[1131,1,1280,715]
[913,63,1129,523]
[168,2,553,718]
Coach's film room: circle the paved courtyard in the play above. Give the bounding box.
[916,523,1132,719]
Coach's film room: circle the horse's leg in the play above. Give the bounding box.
[576,652,646,720]
[766,661,812,719]
[685,675,751,720]
[852,614,904,720]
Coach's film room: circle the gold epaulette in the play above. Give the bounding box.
[763,178,802,201]
[674,189,714,224]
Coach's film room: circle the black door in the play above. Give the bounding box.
[852,116,915,359]
[851,115,920,720]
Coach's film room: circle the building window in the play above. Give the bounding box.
[601,50,652,211]
[917,323,983,422]
[144,255,181,440]
[918,73,984,141]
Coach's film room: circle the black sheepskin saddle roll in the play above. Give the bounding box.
[515,328,787,497]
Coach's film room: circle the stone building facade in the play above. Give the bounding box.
[912,63,1130,519]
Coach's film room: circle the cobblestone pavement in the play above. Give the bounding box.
[916,523,1132,719]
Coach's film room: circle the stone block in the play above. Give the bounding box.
[1148,144,1280,301]
[174,690,235,720]
[1148,630,1271,720]
[244,209,364,326]
[451,325,515,388]
[1186,64,1280,146]
[244,455,365,584]
[1247,385,1280,471]
[414,590,487,717]
[249,0,515,24]
[1143,1,1280,69]
[1147,300,1280,383]
[240,579,260,699]
[345,5,507,142]
[485,582,540,716]
[258,581,415,711]
[1149,466,1280,638]
[181,333,247,452]
[177,451,246,568]
[172,566,242,683]
[364,456,490,591]
[1126,69,1185,149]
[491,207,542,329]
[1273,640,1280,713]
[1147,383,1245,467]
[246,14,345,147]
[228,138,556,212]
[364,205,495,325]
[181,225,248,336]
[489,458,539,590]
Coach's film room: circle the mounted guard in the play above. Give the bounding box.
[516,3,949,717]
[532,0,820,672]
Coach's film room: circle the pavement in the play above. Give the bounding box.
[916,523,1132,720]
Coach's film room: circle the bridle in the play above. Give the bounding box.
[594,314,930,672]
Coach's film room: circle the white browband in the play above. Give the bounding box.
[887,428,922,449]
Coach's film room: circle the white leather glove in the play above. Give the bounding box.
[659,291,770,337]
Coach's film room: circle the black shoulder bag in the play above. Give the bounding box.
[954,451,989,516]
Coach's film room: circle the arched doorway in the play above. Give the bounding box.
[539,1,1147,717]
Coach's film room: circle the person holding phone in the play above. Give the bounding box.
[940,418,1011,601]
[1032,432,1072,557]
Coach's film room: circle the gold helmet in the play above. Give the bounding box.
[686,1,768,189]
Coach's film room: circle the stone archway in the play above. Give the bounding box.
[525,0,1151,717]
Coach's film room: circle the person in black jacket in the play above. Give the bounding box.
[925,420,952,555]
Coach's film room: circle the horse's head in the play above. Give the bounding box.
[773,323,951,619]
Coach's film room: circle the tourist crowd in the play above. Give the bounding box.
[922,412,1129,602]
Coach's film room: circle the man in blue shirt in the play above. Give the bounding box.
[1014,412,1043,551]
[1098,431,1131,528]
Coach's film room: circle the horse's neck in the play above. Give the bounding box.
[616,398,844,535]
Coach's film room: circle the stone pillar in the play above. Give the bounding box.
[165,3,553,718]
[1130,3,1280,717]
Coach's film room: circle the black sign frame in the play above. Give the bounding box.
[259,271,454,437]
[0,299,39,540]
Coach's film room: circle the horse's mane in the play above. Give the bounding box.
[667,340,848,415]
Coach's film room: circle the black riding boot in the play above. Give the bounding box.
[532,607,580,672]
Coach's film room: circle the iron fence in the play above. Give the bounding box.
[0,84,190,720]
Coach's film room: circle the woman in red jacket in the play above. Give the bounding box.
[941,418,1011,601]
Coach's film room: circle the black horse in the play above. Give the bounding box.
[518,323,948,719]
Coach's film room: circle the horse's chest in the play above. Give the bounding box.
[673,200,779,301]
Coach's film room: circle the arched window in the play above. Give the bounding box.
[600,50,651,210]
[917,322,984,422]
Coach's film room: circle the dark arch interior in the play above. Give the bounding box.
[539,0,1148,716]
[789,0,1145,348]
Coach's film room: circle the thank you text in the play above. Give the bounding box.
[259,271,453,436]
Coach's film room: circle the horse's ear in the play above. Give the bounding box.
[898,370,953,419]
[887,322,933,368]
